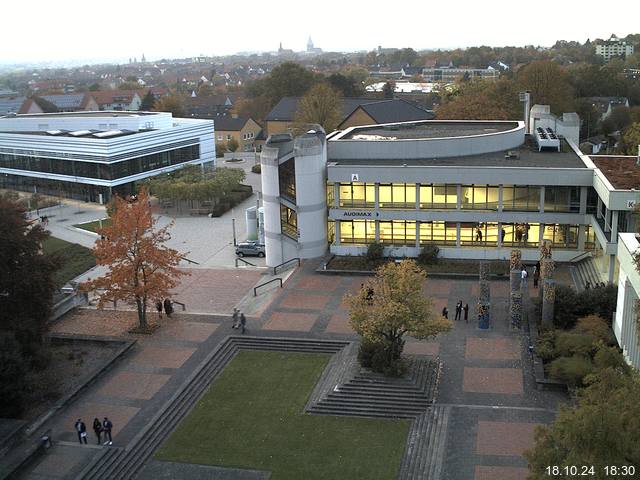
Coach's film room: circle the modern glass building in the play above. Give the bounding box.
[260,116,640,284]
[0,111,215,202]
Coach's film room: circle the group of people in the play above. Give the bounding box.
[585,281,607,289]
[521,261,541,288]
[155,298,174,318]
[231,308,247,333]
[74,417,113,445]
[442,301,470,322]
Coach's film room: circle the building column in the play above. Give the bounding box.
[611,210,619,242]
[605,208,612,233]
[498,185,503,212]
[456,223,461,247]
[415,222,420,249]
[415,183,420,210]
[375,183,379,210]
[333,183,339,209]
[498,223,503,248]
[578,225,586,250]
[579,186,588,214]
[375,220,380,242]
[539,186,545,213]
[538,224,544,244]
[608,254,615,284]
[597,197,603,219]
[456,185,462,210]
[334,220,341,246]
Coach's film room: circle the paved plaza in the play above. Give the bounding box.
[13,258,567,479]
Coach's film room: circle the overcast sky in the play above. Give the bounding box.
[2,0,639,65]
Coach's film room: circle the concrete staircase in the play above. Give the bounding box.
[76,336,348,480]
[398,405,451,480]
[571,255,603,291]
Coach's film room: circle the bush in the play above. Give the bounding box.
[593,345,628,372]
[358,339,379,369]
[574,315,613,345]
[251,164,261,174]
[552,284,618,329]
[548,355,594,387]
[0,337,27,418]
[365,242,384,263]
[358,338,407,377]
[417,245,439,265]
[554,332,598,357]
[535,330,557,361]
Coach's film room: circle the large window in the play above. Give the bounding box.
[419,221,456,246]
[544,186,580,213]
[328,219,335,244]
[432,184,457,209]
[501,222,541,247]
[339,220,375,244]
[586,187,598,215]
[379,183,416,209]
[585,225,596,250]
[339,182,375,208]
[502,185,540,211]
[379,220,416,245]
[280,204,297,239]
[461,185,499,210]
[542,224,579,248]
[459,222,498,246]
[326,182,335,207]
[278,158,296,202]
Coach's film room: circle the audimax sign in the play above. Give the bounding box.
[342,211,379,218]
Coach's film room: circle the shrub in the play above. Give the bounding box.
[552,285,580,329]
[417,245,440,265]
[357,339,379,369]
[251,164,261,174]
[574,315,612,345]
[358,338,407,377]
[554,332,597,357]
[365,242,384,263]
[548,355,594,387]
[593,345,629,372]
[535,330,557,361]
[0,337,27,418]
[552,284,618,329]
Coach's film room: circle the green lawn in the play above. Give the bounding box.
[73,218,111,233]
[156,351,410,480]
[42,237,96,286]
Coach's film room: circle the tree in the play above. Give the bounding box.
[609,106,631,132]
[139,90,156,111]
[327,73,364,97]
[382,81,395,99]
[118,81,143,90]
[525,368,640,478]
[226,137,239,152]
[153,94,186,117]
[517,61,575,114]
[0,193,57,361]
[294,82,343,133]
[246,62,318,108]
[619,123,640,155]
[88,83,101,91]
[437,78,521,120]
[347,260,452,369]
[83,189,188,330]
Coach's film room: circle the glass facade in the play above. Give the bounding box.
[542,224,579,248]
[326,182,335,207]
[340,220,375,244]
[459,222,499,246]
[501,222,541,247]
[502,185,540,211]
[0,145,200,181]
[339,182,375,208]
[461,185,499,210]
[419,221,456,246]
[280,204,297,239]
[544,186,580,213]
[420,184,457,209]
[379,183,416,209]
[278,158,296,202]
[379,220,416,245]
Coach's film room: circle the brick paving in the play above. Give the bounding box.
[475,466,529,480]
[262,311,318,332]
[404,341,440,356]
[476,421,539,456]
[465,337,520,360]
[463,367,524,394]
[278,292,331,310]
[324,313,354,334]
[98,372,171,400]
[131,345,196,369]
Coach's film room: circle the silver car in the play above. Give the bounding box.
[235,242,265,257]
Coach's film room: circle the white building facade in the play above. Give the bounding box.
[596,36,634,61]
[614,233,640,369]
[0,111,215,202]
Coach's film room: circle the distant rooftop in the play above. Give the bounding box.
[6,111,158,118]
[591,155,640,190]
[339,121,519,141]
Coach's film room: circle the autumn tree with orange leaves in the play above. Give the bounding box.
[83,189,188,330]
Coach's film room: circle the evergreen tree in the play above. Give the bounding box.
[140,90,156,111]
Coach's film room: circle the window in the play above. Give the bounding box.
[585,225,596,250]
[226,134,232,141]
[280,205,297,239]
[217,135,223,141]
[502,185,540,211]
[378,220,416,245]
[431,184,457,209]
[461,185,499,210]
[501,223,540,247]
[339,182,375,208]
[544,187,579,213]
[379,183,416,209]
[326,182,335,207]
[419,221,456,246]
[339,220,375,244]
[586,187,598,215]
[327,220,335,244]
[278,159,296,202]
[542,224,579,248]
[459,222,498,246]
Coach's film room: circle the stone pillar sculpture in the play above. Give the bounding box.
[478,261,491,329]
[509,249,523,329]
[540,241,555,328]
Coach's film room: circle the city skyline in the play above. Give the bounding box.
[1,0,639,66]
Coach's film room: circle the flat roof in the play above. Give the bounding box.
[2,111,157,118]
[0,129,142,139]
[590,155,640,190]
[330,137,587,169]
[339,121,519,141]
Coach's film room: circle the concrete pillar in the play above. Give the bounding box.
[415,183,420,210]
[611,210,619,242]
[333,182,339,209]
[498,223,503,248]
[456,185,462,210]
[334,220,341,246]
[597,197,603,219]
[579,186,588,214]
[605,208,612,233]
[539,186,545,213]
[498,185,503,212]
[578,224,586,250]
[260,144,285,267]
[375,183,379,210]
[456,223,461,247]
[609,255,615,284]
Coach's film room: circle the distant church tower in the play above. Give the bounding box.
[307,37,314,52]
[141,53,146,63]
[278,42,283,53]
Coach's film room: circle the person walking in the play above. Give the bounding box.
[92,418,102,445]
[163,298,173,317]
[231,308,239,329]
[476,228,483,243]
[533,266,540,289]
[102,417,113,445]
[521,266,528,285]
[75,419,88,444]
[155,300,163,320]
[454,301,462,321]
[463,303,469,323]
[239,313,247,334]
[442,306,448,319]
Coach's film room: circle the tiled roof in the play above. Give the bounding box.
[357,99,434,124]
[214,116,251,131]
[90,90,139,106]
[266,96,401,122]
[0,96,27,115]
[39,93,87,109]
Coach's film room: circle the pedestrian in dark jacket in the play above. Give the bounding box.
[155,300,163,319]
[463,304,469,323]
[102,417,113,445]
[454,301,462,321]
[232,308,239,329]
[163,299,173,317]
[75,419,87,444]
[239,313,247,334]
[442,307,448,319]
[92,418,102,444]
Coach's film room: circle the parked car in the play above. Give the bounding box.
[235,242,265,257]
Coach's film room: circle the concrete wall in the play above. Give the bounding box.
[260,144,285,267]
[615,232,640,369]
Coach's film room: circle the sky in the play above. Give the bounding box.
[1,0,639,65]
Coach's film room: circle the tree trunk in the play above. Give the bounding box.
[136,297,147,329]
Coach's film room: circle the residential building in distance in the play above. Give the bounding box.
[421,66,499,82]
[38,93,99,112]
[260,109,639,289]
[595,35,634,61]
[0,96,43,116]
[91,90,142,111]
[582,97,630,121]
[184,94,237,119]
[265,97,433,137]
[0,111,214,202]
[214,116,262,151]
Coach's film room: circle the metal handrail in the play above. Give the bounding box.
[273,257,300,275]
[235,257,256,267]
[254,278,283,296]
[568,251,592,263]
[180,256,200,265]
